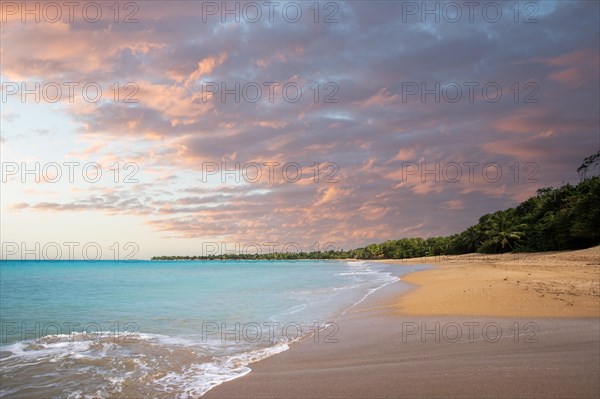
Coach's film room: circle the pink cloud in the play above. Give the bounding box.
[550,67,585,88]
[2,1,598,252]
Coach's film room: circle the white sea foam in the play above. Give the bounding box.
[336,270,378,275]
[154,343,289,398]
[346,260,368,267]
[1,330,291,399]
[338,261,400,315]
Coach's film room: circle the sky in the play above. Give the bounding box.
[1,0,599,260]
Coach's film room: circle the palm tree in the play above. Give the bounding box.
[483,211,528,251]
[463,225,485,252]
[577,151,600,182]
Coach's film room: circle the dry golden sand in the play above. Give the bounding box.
[379,246,600,317]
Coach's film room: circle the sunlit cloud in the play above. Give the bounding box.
[2,1,598,256]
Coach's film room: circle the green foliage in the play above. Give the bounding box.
[514,176,600,251]
[479,210,528,253]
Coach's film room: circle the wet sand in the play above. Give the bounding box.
[205,249,600,398]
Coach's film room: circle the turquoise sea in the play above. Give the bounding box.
[0,260,425,398]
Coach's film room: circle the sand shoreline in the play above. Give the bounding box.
[378,246,600,318]
[204,248,600,398]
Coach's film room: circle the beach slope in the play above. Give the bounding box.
[205,248,600,398]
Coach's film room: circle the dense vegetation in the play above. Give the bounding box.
[153,154,600,261]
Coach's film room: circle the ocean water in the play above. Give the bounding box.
[0,260,421,398]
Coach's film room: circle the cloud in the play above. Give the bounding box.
[2,0,599,250]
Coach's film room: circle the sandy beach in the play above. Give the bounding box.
[205,248,600,398]
[385,246,600,317]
